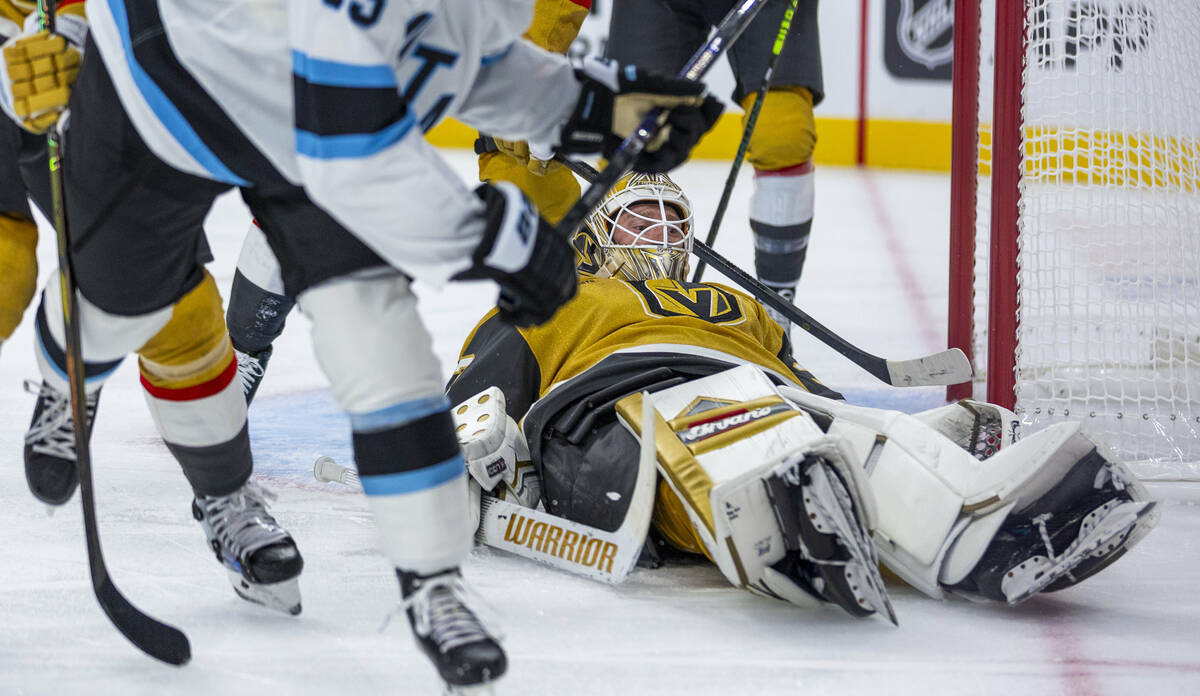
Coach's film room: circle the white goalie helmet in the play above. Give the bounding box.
[581,172,694,282]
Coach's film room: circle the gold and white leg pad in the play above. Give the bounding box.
[778,386,1158,603]
[625,365,892,620]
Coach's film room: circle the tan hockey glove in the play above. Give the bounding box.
[2,7,86,134]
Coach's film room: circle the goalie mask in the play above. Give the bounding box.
[579,172,694,282]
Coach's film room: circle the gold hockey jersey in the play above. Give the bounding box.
[447,275,837,421]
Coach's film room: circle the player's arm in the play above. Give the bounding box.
[289,3,575,325]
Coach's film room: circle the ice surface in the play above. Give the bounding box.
[1,153,1197,695]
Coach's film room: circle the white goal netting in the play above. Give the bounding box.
[972,0,1200,479]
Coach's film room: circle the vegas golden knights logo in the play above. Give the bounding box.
[633,279,744,324]
[572,230,604,276]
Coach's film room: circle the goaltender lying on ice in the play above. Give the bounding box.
[442,172,1160,623]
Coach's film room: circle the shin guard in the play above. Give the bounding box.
[138,272,250,495]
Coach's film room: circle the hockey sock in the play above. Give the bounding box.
[0,213,38,344]
[750,161,814,289]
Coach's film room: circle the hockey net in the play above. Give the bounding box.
[949,0,1200,480]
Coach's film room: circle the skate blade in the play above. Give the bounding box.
[226,568,302,615]
[444,683,497,696]
[805,464,897,625]
[1001,500,1156,605]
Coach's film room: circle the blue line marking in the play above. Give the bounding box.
[106,0,249,186]
[295,113,417,159]
[361,455,465,495]
[349,394,450,433]
[292,51,399,88]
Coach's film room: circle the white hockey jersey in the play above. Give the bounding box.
[84,0,580,285]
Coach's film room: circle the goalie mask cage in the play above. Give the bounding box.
[948,0,1200,481]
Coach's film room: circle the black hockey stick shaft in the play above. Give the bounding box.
[558,157,972,387]
[692,0,799,282]
[36,0,191,666]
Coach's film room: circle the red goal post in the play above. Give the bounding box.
[948,0,1200,480]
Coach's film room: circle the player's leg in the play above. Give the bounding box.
[476,0,588,223]
[0,121,38,356]
[226,220,294,403]
[247,188,505,689]
[28,49,305,613]
[727,0,823,327]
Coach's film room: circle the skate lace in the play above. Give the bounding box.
[23,380,96,461]
[234,350,265,396]
[401,575,496,654]
[196,481,287,558]
[1032,512,1057,559]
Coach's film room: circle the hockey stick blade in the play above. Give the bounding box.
[690,242,973,387]
[95,575,191,665]
[558,156,973,387]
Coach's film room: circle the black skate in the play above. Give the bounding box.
[192,480,303,614]
[233,345,272,405]
[398,568,506,694]
[23,380,100,506]
[947,447,1159,605]
[764,454,896,624]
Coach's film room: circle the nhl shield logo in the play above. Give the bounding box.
[897,0,954,70]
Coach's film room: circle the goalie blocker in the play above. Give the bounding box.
[454,364,1158,613]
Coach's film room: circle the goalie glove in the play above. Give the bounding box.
[452,182,576,327]
[0,6,87,134]
[559,57,723,173]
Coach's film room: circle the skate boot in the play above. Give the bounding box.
[763,453,895,624]
[761,284,796,335]
[23,380,101,505]
[398,568,506,694]
[233,345,272,405]
[947,447,1159,605]
[192,479,303,614]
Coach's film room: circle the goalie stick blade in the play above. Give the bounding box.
[884,347,974,388]
[96,576,191,665]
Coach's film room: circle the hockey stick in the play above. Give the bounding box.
[692,0,799,283]
[314,393,659,584]
[35,0,190,666]
[558,156,972,387]
[499,0,770,319]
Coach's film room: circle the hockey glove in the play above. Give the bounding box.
[452,182,577,327]
[0,6,87,134]
[559,57,724,173]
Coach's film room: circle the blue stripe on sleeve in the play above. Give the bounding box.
[295,112,417,159]
[291,51,399,88]
[360,455,465,496]
[480,43,513,66]
[105,0,249,186]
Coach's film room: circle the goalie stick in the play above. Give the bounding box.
[34,0,190,666]
[557,156,973,388]
[499,0,771,320]
[312,393,658,583]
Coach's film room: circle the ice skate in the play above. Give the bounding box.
[233,345,272,404]
[761,284,796,335]
[398,569,506,693]
[23,380,100,506]
[763,453,895,623]
[192,479,303,614]
[948,449,1160,605]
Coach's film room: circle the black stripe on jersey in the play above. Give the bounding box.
[292,78,410,137]
[352,410,461,477]
[124,0,287,187]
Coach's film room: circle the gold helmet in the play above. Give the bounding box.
[577,172,694,282]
